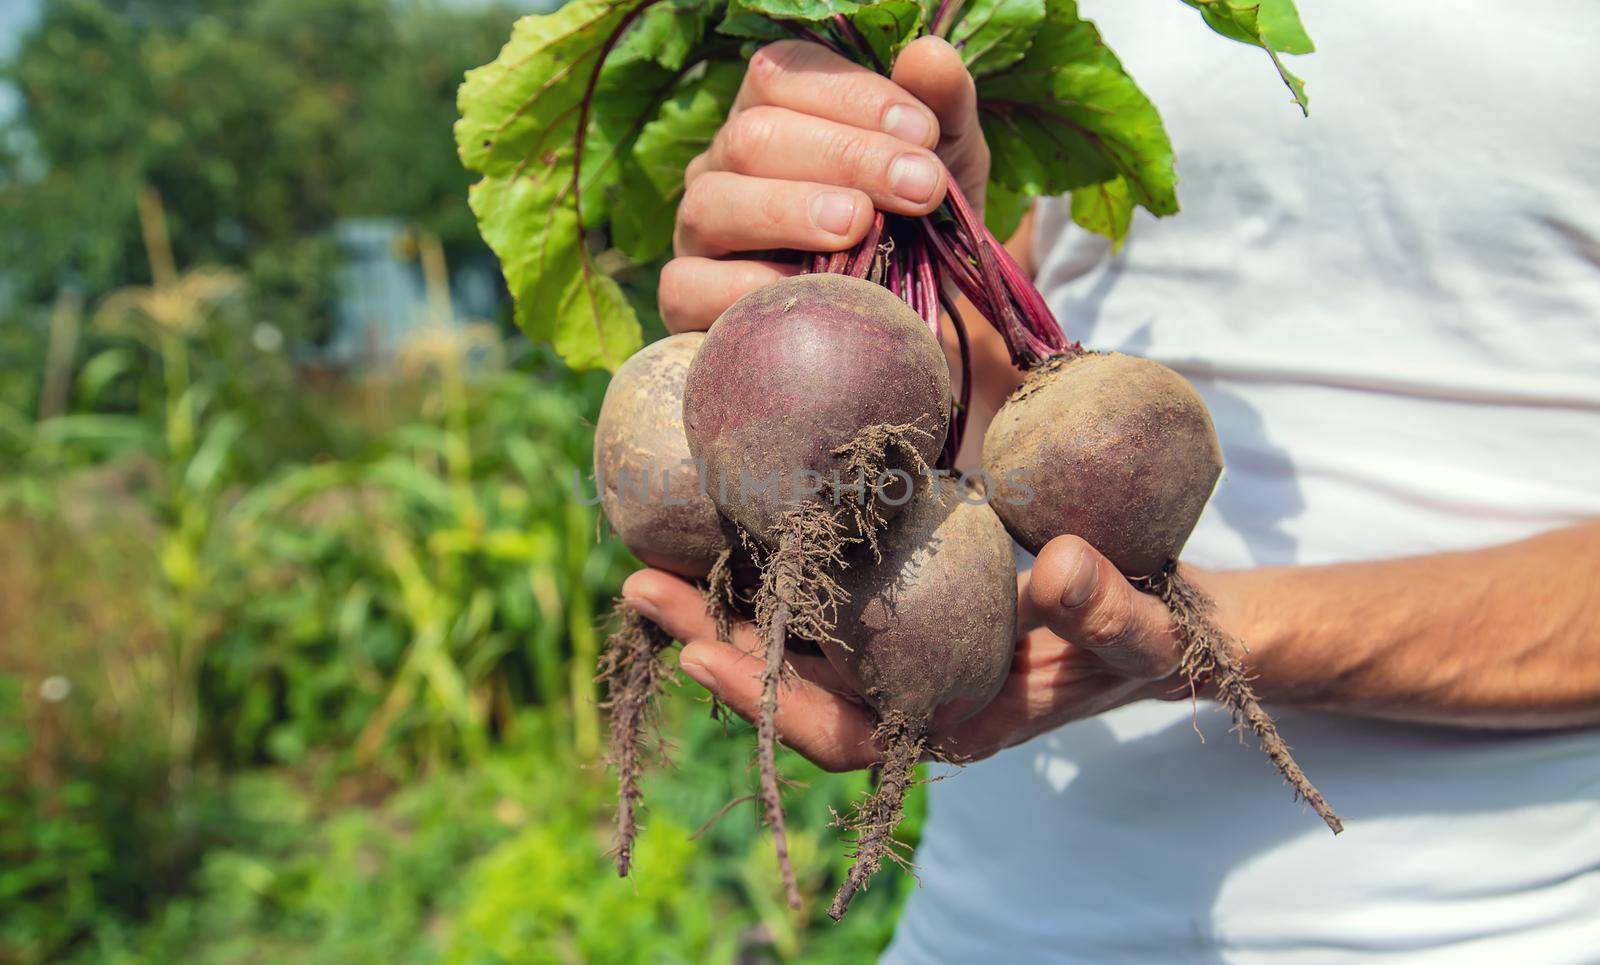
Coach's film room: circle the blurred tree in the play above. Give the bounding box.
[0,0,518,348]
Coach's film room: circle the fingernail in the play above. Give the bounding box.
[1059,549,1099,610]
[882,104,933,145]
[622,594,662,625]
[809,191,858,235]
[889,154,939,204]
[680,654,716,691]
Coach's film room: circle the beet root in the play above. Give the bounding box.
[983,351,1222,577]
[682,273,953,907]
[984,352,1340,833]
[824,479,1018,724]
[596,331,726,578]
[595,333,733,876]
[821,480,1019,919]
[682,273,950,544]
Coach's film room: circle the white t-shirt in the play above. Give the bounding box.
[884,2,1600,961]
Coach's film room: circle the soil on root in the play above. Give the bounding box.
[1006,347,1092,405]
[739,421,936,909]
[597,605,676,876]
[1136,564,1343,835]
[828,420,936,557]
[828,711,928,921]
[704,547,738,645]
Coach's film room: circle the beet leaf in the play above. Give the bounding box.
[1181,0,1314,114]
[454,0,1310,369]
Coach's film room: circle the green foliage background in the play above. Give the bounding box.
[0,2,920,961]
[1,0,511,344]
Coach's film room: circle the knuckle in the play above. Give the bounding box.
[757,188,792,235]
[720,108,779,172]
[746,41,806,96]
[823,129,876,185]
[677,176,711,229]
[1081,583,1137,652]
[657,260,693,327]
[683,150,709,185]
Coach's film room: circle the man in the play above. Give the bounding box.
[623,2,1600,959]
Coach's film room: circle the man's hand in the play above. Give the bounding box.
[658,37,990,335]
[620,535,1190,771]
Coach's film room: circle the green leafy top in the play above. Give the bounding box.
[1181,0,1314,114]
[454,0,1312,370]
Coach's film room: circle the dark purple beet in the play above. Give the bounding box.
[682,273,950,544]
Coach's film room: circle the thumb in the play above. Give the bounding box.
[891,36,990,206]
[1025,536,1182,681]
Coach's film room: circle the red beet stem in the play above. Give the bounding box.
[930,0,968,38]
[940,178,1068,366]
[939,289,972,467]
[915,233,939,332]
[784,22,845,56]
[834,14,883,72]
[849,212,886,280]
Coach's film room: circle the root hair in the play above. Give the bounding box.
[828,712,928,921]
[597,606,676,876]
[704,547,737,645]
[829,421,935,559]
[1137,565,1343,835]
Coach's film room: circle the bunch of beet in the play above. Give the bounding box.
[593,201,1340,920]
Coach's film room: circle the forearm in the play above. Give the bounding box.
[1205,520,1600,729]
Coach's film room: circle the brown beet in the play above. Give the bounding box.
[682,273,950,544]
[595,332,725,578]
[983,352,1222,578]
